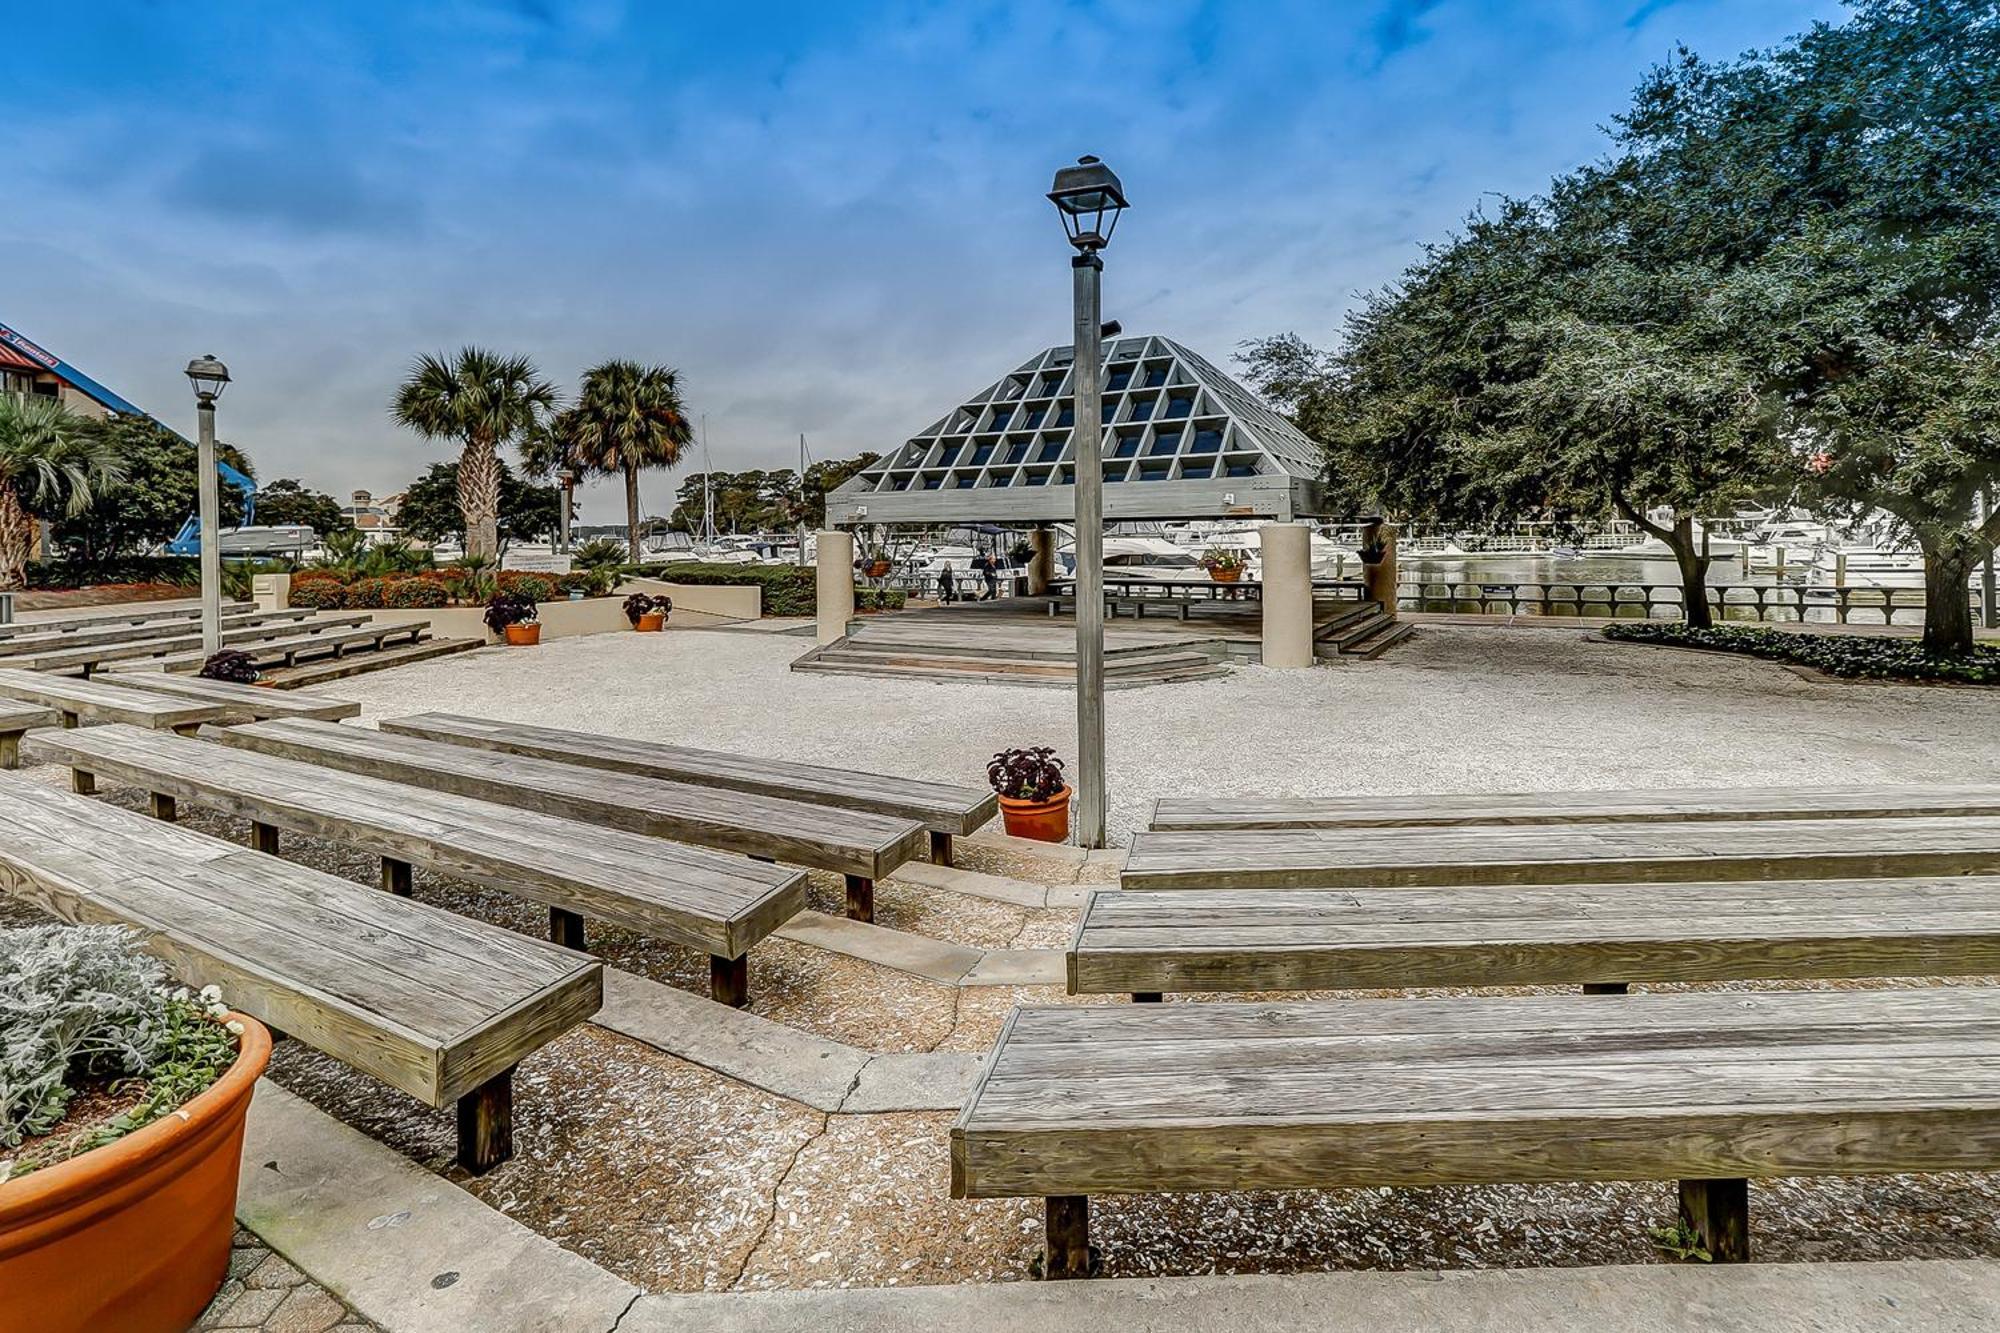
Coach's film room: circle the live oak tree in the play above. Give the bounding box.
[253,479,345,539]
[392,348,557,561]
[1604,0,2000,653]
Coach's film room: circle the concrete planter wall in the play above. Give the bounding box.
[364,580,762,644]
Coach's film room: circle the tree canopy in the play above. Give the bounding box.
[397,460,560,548]
[51,415,253,560]
[1246,0,2000,649]
[668,455,878,533]
[253,478,345,538]
[554,360,693,560]
[392,348,557,560]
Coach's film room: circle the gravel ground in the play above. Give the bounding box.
[323,623,2000,845]
[12,622,2000,1296]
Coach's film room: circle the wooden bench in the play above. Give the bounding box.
[216,719,927,921]
[133,621,429,674]
[0,668,227,762]
[0,607,315,659]
[380,712,998,866]
[952,988,2000,1275]
[0,775,602,1172]
[1149,783,2000,832]
[14,615,377,675]
[0,702,56,768]
[1069,877,2000,1001]
[0,599,252,638]
[104,671,362,722]
[33,723,808,1006]
[1121,818,2000,891]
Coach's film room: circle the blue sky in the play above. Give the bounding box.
[0,0,1844,519]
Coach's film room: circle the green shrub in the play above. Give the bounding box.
[345,576,391,609]
[1601,622,2000,685]
[630,562,817,616]
[497,571,561,602]
[856,585,906,611]
[289,580,347,610]
[25,556,200,590]
[385,577,449,608]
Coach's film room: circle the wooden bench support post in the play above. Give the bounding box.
[1678,1178,1749,1263]
[148,792,177,822]
[549,907,587,951]
[0,734,19,770]
[60,711,80,730]
[455,1068,514,1175]
[1131,992,1163,1004]
[70,768,95,796]
[381,857,414,897]
[1583,983,1629,995]
[929,831,954,867]
[710,953,749,1008]
[250,821,280,855]
[172,724,203,738]
[1044,1195,1091,1280]
[844,874,875,923]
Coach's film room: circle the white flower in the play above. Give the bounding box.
[199,984,223,1003]
[171,987,190,1003]
[207,1002,230,1019]
[225,1020,245,1036]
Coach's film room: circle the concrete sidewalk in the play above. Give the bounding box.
[624,1258,2000,1333]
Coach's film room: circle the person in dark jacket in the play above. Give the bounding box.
[937,563,957,604]
[979,553,1000,600]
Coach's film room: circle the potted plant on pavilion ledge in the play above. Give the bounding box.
[1200,546,1246,583]
[861,545,894,580]
[485,590,541,645]
[0,926,272,1333]
[987,745,1071,843]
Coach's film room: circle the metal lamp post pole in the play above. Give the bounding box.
[1071,252,1107,849]
[195,391,222,655]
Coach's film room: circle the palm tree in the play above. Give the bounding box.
[555,360,693,561]
[0,395,122,590]
[392,348,557,559]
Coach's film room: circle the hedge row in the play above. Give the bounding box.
[1602,622,2000,685]
[25,557,199,590]
[291,568,583,609]
[630,562,819,616]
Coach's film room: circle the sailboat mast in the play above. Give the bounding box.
[700,415,715,542]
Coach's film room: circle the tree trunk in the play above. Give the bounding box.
[459,436,502,560]
[0,484,32,592]
[625,464,642,563]
[1670,516,1714,629]
[1921,540,1977,657]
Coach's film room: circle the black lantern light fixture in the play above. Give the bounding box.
[184,354,231,403]
[1047,155,1129,253]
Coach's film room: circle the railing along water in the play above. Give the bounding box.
[1398,579,1992,626]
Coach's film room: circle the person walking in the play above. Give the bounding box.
[980,552,1000,601]
[937,562,957,605]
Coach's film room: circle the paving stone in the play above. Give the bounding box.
[959,947,1066,987]
[247,1252,308,1289]
[264,1286,348,1333]
[204,1284,287,1328]
[227,1245,268,1280]
[891,860,1053,908]
[773,910,984,983]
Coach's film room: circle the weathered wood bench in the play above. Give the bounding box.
[953,989,2000,1275]
[217,719,927,921]
[380,712,998,866]
[1121,818,2000,891]
[0,607,314,659]
[104,671,362,722]
[0,598,253,638]
[134,621,429,674]
[0,702,56,768]
[10,614,376,674]
[32,723,808,1006]
[0,775,601,1172]
[1149,783,2000,832]
[0,668,227,763]
[1069,877,2000,1001]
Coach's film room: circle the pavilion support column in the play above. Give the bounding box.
[816,529,856,645]
[1027,528,1056,596]
[1259,523,1314,668]
[1360,518,1399,620]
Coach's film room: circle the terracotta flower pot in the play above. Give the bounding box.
[998,785,1071,843]
[1207,566,1242,583]
[0,1014,272,1333]
[635,611,666,632]
[865,560,892,578]
[503,622,541,646]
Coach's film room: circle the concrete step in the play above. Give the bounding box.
[1313,600,1385,639]
[822,645,1220,678]
[794,656,1229,689]
[1318,610,1395,652]
[1346,619,1416,660]
[260,636,482,686]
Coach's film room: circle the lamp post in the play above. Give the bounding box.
[184,354,231,657]
[1047,155,1128,850]
[557,468,576,552]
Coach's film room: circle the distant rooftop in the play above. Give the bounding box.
[827,335,1328,526]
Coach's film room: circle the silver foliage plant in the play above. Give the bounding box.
[1,924,172,1148]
